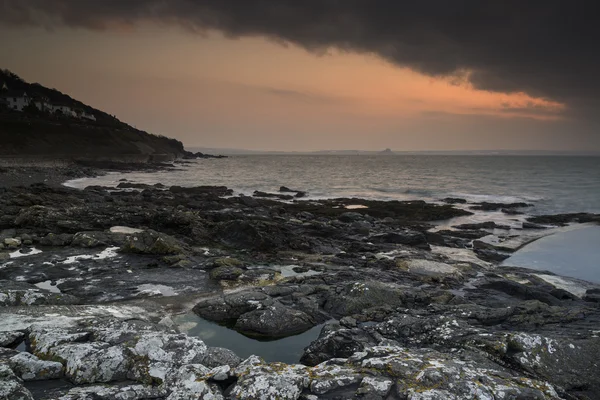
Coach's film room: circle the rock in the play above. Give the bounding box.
[253,191,294,201]
[169,185,233,196]
[210,266,243,281]
[357,376,394,397]
[0,364,34,400]
[474,248,510,262]
[9,352,64,381]
[50,343,131,384]
[470,202,532,211]
[279,186,306,198]
[453,221,510,230]
[526,213,600,225]
[207,365,231,381]
[120,230,184,255]
[234,302,315,338]
[0,282,79,306]
[71,231,111,247]
[39,233,74,246]
[212,220,299,252]
[296,211,314,221]
[399,259,460,277]
[56,384,166,400]
[129,332,207,383]
[230,356,307,400]
[441,197,467,204]
[213,257,243,268]
[338,212,364,222]
[116,182,152,189]
[164,364,224,400]
[523,221,547,229]
[3,237,21,248]
[199,347,243,369]
[0,331,25,348]
[371,230,429,248]
[502,208,524,215]
[323,281,405,318]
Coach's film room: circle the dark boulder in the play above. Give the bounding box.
[371,230,429,248]
[454,222,510,230]
[119,230,184,255]
[470,202,532,211]
[234,302,315,338]
[441,197,467,204]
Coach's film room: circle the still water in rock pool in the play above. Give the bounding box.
[174,313,328,364]
[502,224,600,284]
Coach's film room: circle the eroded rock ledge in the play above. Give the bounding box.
[1,183,599,399]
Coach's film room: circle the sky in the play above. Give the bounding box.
[1,1,599,152]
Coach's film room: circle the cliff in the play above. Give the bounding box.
[0,69,190,161]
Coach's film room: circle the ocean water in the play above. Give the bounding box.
[66,155,600,216]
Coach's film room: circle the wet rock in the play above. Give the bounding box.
[38,233,74,246]
[471,202,532,211]
[213,220,303,252]
[71,231,113,247]
[8,352,64,381]
[474,248,511,262]
[584,288,600,303]
[523,221,547,229]
[234,302,315,338]
[454,221,510,230]
[119,229,184,255]
[296,211,314,221]
[370,230,428,248]
[116,182,152,189]
[441,197,467,204]
[502,208,524,215]
[338,212,364,222]
[193,291,272,323]
[169,185,233,196]
[526,212,600,225]
[253,190,294,201]
[479,279,563,305]
[323,281,406,317]
[210,266,243,281]
[213,257,243,268]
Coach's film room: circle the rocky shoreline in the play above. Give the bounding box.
[1,173,599,399]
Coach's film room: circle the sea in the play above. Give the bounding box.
[65,154,600,216]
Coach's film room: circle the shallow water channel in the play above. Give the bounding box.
[502,224,600,284]
[174,313,328,364]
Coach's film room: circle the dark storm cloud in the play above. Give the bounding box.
[2,0,599,113]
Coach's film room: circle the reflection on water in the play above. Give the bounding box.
[174,313,328,364]
[502,225,600,283]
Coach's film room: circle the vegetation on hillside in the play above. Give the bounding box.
[0,69,189,158]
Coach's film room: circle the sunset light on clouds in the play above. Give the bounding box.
[0,1,595,151]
